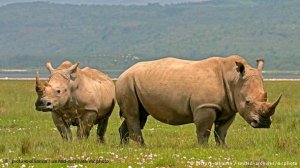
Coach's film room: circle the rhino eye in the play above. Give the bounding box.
[56,90,61,94]
[245,97,252,105]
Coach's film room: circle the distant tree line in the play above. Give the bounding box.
[0,0,299,74]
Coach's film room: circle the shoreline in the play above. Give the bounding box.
[0,78,300,81]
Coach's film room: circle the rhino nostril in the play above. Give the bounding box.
[251,120,259,128]
[46,102,52,106]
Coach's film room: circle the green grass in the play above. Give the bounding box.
[0,80,299,167]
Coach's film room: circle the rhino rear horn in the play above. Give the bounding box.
[46,62,55,73]
[256,58,264,72]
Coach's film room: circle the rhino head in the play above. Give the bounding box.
[35,61,79,112]
[234,59,281,128]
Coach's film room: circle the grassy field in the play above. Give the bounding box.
[0,80,299,167]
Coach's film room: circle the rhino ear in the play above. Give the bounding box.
[67,62,80,78]
[235,61,245,75]
[256,58,264,72]
[67,62,79,74]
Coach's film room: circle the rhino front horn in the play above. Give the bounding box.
[265,94,282,116]
[35,71,42,92]
[36,71,41,85]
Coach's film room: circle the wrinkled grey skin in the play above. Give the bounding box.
[35,61,115,143]
[116,55,281,146]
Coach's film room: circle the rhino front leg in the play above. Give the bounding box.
[214,114,236,146]
[77,111,97,139]
[193,107,216,145]
[51,112,72,140]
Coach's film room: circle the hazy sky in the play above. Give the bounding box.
[0,0,209,6]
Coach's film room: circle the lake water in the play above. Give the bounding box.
[0,69,121,79]
[1,70,300,80]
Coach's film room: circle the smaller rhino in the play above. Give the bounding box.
[35,61,115,143]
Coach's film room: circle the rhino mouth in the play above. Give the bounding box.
[35,100,53,112]
[35,106,53,112]
[250,118,270,128]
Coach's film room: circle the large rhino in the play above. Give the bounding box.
[35,61,115,143]
[116,55,281,146]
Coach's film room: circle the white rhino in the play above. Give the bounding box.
[35,61,115,143]
[116,55,281,146]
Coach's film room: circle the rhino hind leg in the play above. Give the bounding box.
[97,117,109,144]
[117,84,149,146]
[193,107,216,145]
[119,116,148,146]
[97,104,114,144]
[119,120,129,145]
[139,107,149,130]
[127,118,145,146]
[119,107,149,146]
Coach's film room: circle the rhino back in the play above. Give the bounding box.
[74,67,115,115]
[117,57,240,125]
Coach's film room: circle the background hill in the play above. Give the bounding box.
[0,0,299,76]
